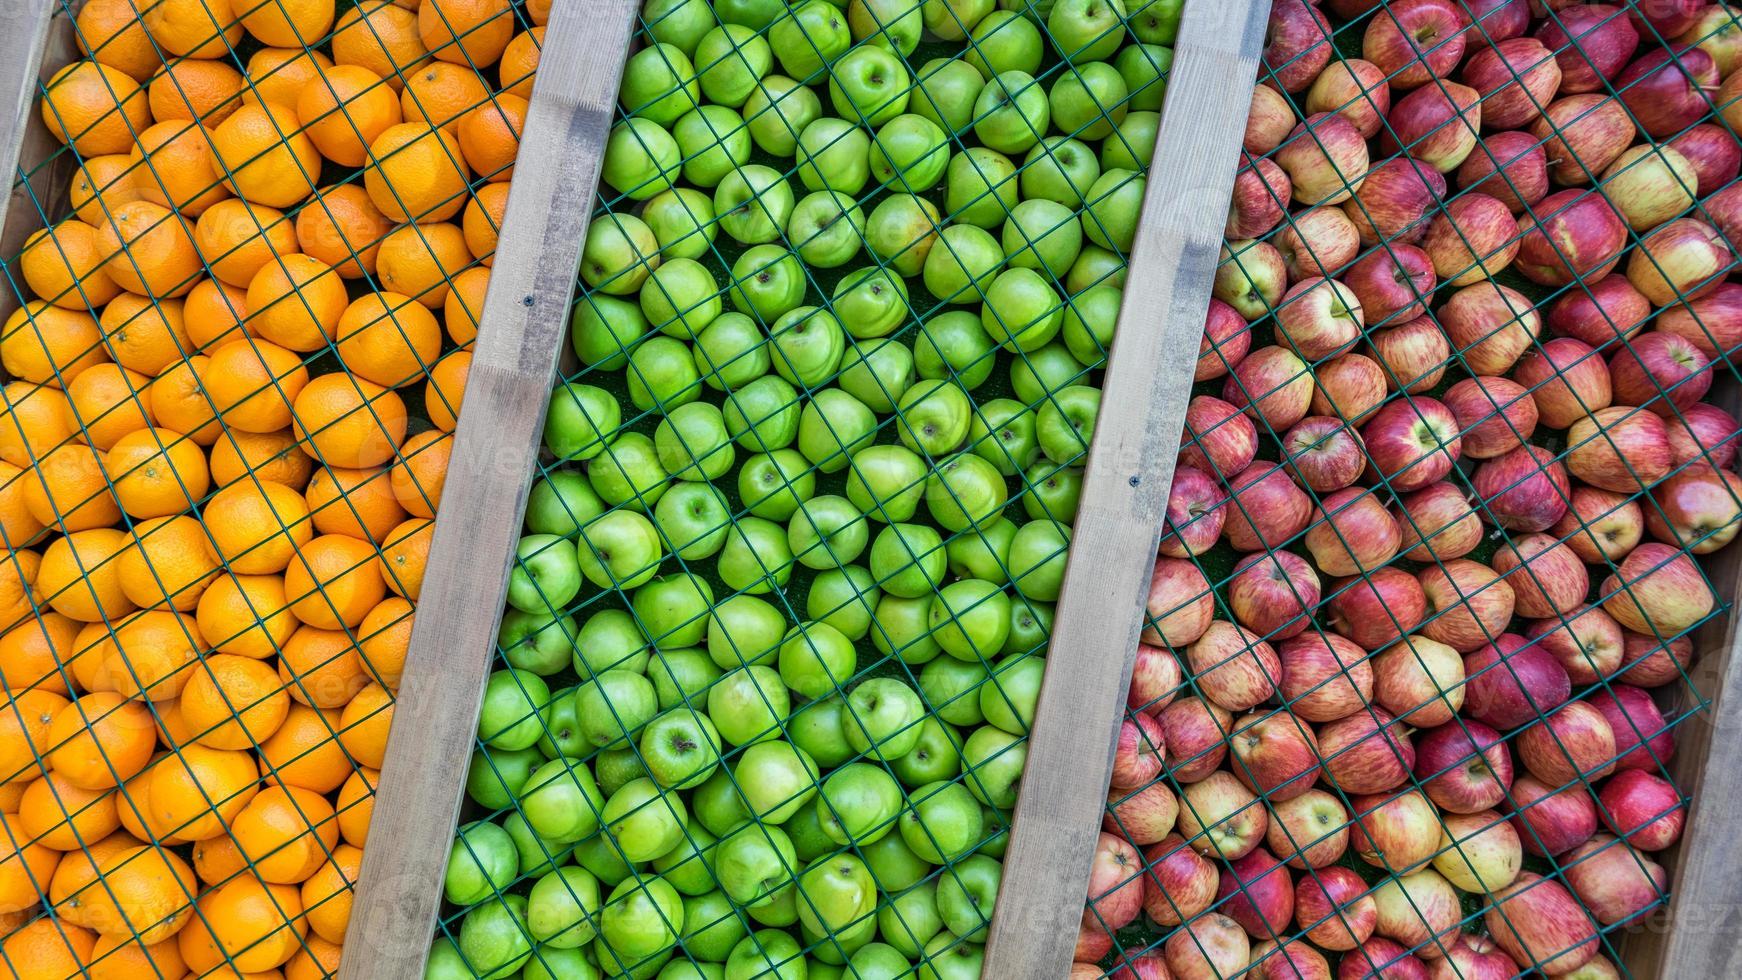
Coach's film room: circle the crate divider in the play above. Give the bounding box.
[1,0,73,303]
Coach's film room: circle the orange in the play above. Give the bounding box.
[237,0,337,46]
[458,94,524,182]
[116,754,178,845]
[20,222,123,311]
[209,430,312,488]
[146,59,245,125]
[441,267,486,347]
[195,573,296,659]
[0,691,67,786]
[378,517,430,601]
[99,294,191,375]
[183,278,251,350]
[106,427,210,518]
[332,2,429,90]
[49,833,132,920]
[357,598,410,689]
[462,181,508,263]
[176,874,305,973]
[68,363,152,450]
[0,382,79,470]
[18,771,120,850]
[69,155,142,227]
[526,0,550,24]
[389,430,448,517]
[189,833,244,885]
[41,60,151,156]
[77,0,165,82]
[299,843,359,943]
[230,784,337,883]
[87,932,187,980]
[423,348,470,432]
[204,339,310,432]
[296,64,403,167]
[336,683,391,770]
[294,184,393,279]
[375,221,469,307]
[290,374,408,469]
[333,768,374,847]
[242,47,335,110]
[46,693,155,790]
[147,357,221,445]
[38,528,130,623]
[0,551,43,635]
[363,123,468,224]
[129,120,230,215]
[142,0,244,58]
[499,27,542,100]
[0,462,46,550]
[399,62,489,131]
[245,254,347,352]
[286,934,342,980]
[194,199,297,288]
[75,843,198,944]
[181,655,289,753]
[118,515,220,611]
[202,480,314,575]
[304,466,404,544]
[145,743,259,843]
[277,628,368,710]
[257,704,347,793]
[0,612,79,695]
[65,625,115,695]
[153,698,198,749]
[92,200,201,299]
[334,292,441,387]
[26,443,123,533]
[106,610,205,701]
[209,103,321,209]
[0,918,93,975]
[420,0,513,66]
[283,535,385,630]
[2,302,109,384]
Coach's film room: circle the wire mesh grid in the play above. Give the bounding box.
[426,0,1182,977]
[0,0,544,976]
[1081,1,1742,978]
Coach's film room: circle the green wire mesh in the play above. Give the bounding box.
[0,0,542,976]
[1085,1,1741,978]
[430,0,1181,977]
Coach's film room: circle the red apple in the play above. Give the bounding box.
[1457,131,1549,213]
[1264,0,1333,94]
[1484,873,1600,975]
[1618,628,1694,688]
[1128,642,1183,716]
[1394,482,1482,562]
[1459,0,1532,42]
[1432,809,1522,894]
[1676,5,1742,76]
[1371,869,1462,958]
[1104,952,1169,980]
[1429,935,1519,979]
[1252,939,1335,980]
[1277,113,1371,208]
[1086,831,1145,929]
[1708,182,1742,252]
[1188,619,1282,712]
[1443,375,1537,459]
[1248,83,1299,156]
[1462,37,1561,129]
[1225,346,1314,432]
[1344,243,1436,328]
[1318,708,1415,795]
[1279,206,1363,282]
[1492,533,1587,617]
[1616,46,1718,138]
[1230,708,1323,803]
[1361,397,1461,492]
[1517,698,1619,786]
[1474,444,1572,533]
[1159,464,1228,559]
[1351,788,1441,875]
[1216,239,1288,321]
[1600,541,1714,635]
[1311,353,1389,423]
[1196,298,1252,382]
[1567,406,1672,493]
[1075,920,1114,962]
[1159,695,1232,784]
[1438,281,1540,375]
[1296,865,1377,951]
[1165,912,1251,980]
[1305,487,1401,577]
[1277,276,1364,361]
[1655,281,1742,363]
[1600,143,1698,233]
[1142,834,1219,926]
[1344,157,1447,246]
[1598,768,1685,851]
[1671,123,1742,195]
[1177,771,1267,860]
[1509,774,1599,857]
[1511,337,1612,429]
[1517,188,1630,289]
[1645,462,1742,554]
[1111,711,1166,790]
[1306,59,1391,139]
[1339,938,1430,980]
[1143,556,1215,647]
[1278,631,1375,723]
[1563,833,1668,925]
[1229,550,1322,641]
[1106,780,1180,846]
[1627,217,1734,308]
[1588,682,1677,771]
[1180,395,1258,478]
[1224,461,1314,554]
[1217,847,1297,940]
[1418,559,1515,653]
[1381,81,1483,173]
[1544,275,1650,350]
[1664,401,1741,469]
[1327,567,1429,654]
[1372,635,1465,727]
[1229,155,1294,240]
[1369,316,1451,394]
[1415,719,1513,814]
[1422,192,1521,286]
[1462,634,1572,730]
[1633,0,1705,37]
[1536,4,1641,93]
[1364,0,1468,88]
[1284,416,1367,492]
[1267,788,1352,869]
[1527,605,1624,686]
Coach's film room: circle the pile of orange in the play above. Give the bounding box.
[0,0,538,974]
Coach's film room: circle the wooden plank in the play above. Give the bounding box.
[339,1,640,975]
[978,2,1269,976]
[0,0,71,321]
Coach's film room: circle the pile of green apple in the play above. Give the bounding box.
[425,0,1180,975]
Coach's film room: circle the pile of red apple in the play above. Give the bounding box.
[1071,0,1742,977]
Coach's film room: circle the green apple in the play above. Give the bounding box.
[961,725,1026,808]
[695,24,773,107]
[575,608,651,676]
[1117,44,1171,111]
[927,577,1011,660]
[981,653,1044,733]
[1008,341,1083,406]
[445,820,517,905]
[459,894,535,979]
[807,565,880,639]
[575,509,664,589]
[818,762,903,846]
[1035,383,1100,463]
[507,534,580,615]
[788,494,870,570]
[650,822,717,896]
[581,214,660,295]
[946,523,1013,589]
[1048,61,1128,140]
[728,245,806,324]
[714,0,783,28]
[788,190,866,268]
[653,479,732,559]
[544,382,618,461]
[1007,517,1069,600]
[599,877,684,963]
[692,769,753,838]
[843,676,926,758]
[870,114,950,191]
[966,10,1043,76]
[831,267,910,340]
[643,0,717,54]
[575,669,658,748]
[769,1,850,80]
[770,306,847,387]
[862,831,932,894]
[980,266,1063,352]
[1083,168,1144,251]
[895,379,971,456]
[944,147,1018,229]
[870,592,940,665]
[967,398,1037,475]
[629,336,705,412]
[847,942,911,980]
[621,43,700,125]
[788,696,854,769]
[707,664,790,745]
[847,0,922,53]
[796,389,877,475]
[681,890,748,963]
[1061,283,1120,366]
[1004,597,1053,656]
[639,707,721,790]
[589,432,670,509]
[632,572,714,649]
[466,745,539,809]
[1023,458,1083,523]
[642,188,716,260]
[715,165,794,244]
[723,374,801,451]
[640,256,722,339]
[735,739,820,822]
[828,45,912,125]
[1001,197,1083,276]
[527,470,604,537]
[726,928,806,979]
[649,648,720,711]
[523,757,606,842]
[573,834,636,888]
[602,776,689,862]
[739,449,816,520]
[1020,136,1100,207]
[972,70,1049,155]
[893,717,964,787]
[708,593,787,669]
[571,291,650,370]
[1067,243,1126,294]
[673,105,751,188]
[924,452,1008,531]
[900,780,983,864]
[533,681,585,756]
[1101,108,1158,174]
[693,311,771,390]
[935,853,1002,941]
[796,853,877,942]
[845,443,926,521]
[719,515,796,594]
[742,75,823,154]
[910,58,986,134]
[877,883,942,958]
[595,747,646,798]
[918,657,988,726]
[777,620,856,698]
[915,309,998,390]
[1047,0,1126,61]
[796,117,872,194]
[1127,0,1183,43]
[604,118,681,200]
[865,194,940,278]
[838,337,916,412]
[870,522,947,599]
[921,228,1003,310]
[528,865,602,948]
[655,402,734,481]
